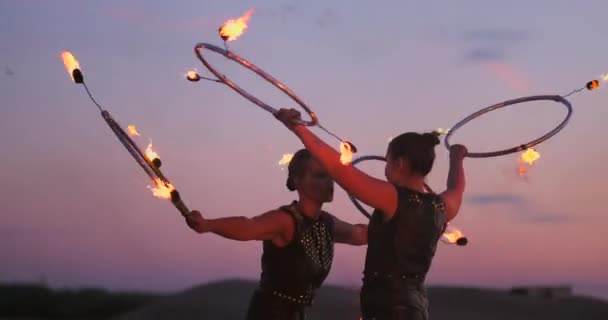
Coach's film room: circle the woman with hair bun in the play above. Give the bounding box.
[185,148,367,320]
[275,108,468,320]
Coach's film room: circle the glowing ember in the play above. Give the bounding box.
[145,142,160,162]
[434,128,450,135]
[149,177,174,199]
[127,125,140,137]
[61,51,81,82]
[340,142,354,165]
[518,148,540,177]
[521,148,540,165]
[442,226,464,244]
[219,9,254,41]
[186,70,201,82]
[278,153,294,166]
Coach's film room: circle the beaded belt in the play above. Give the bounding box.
[363,271,425,281]
[268,287,314,305]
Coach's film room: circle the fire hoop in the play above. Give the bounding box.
[194,43,318,126]
[348,155,467,246]
[445,95,573,158]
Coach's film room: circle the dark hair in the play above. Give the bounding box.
[387,131,440,176]
[286,149,313,191]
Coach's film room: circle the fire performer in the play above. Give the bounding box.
[275,108,467,320]
[184,149,368,320]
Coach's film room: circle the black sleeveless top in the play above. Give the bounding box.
[258,201,335,306]
[361,185,447,311]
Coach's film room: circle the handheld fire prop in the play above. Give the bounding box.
[442,74,605,169]
[61,51,193,217]
[346,155,468,246]
[190,9,356,165]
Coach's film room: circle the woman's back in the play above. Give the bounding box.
[361,186,446,319]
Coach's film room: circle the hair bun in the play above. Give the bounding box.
[422,132,440,146]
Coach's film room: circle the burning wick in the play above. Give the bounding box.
[127,125,140,137]
[186,70,201,82]
[61,51,83,84]
[219,9,254,42]
[517,148,540,177]
[564,73,608,97]
[433,128,450,135]
[340,141,356,165]
[149,177,175,199]
[442,225,468,246]
[279,153,294,168]
[145,143,162,168]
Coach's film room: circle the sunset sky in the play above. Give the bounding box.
[1,0,607,300]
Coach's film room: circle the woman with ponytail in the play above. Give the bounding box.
[275,108,468,320]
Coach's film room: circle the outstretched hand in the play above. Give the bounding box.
[185,210,208,234]
[274,108,303,131]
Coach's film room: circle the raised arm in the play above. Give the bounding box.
[440,145,467,222]
[331,214,368,246]
[184,210,293,243]
[276,109,399,216]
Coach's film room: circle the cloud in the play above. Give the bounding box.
[466,193,529,206]
[465,193,576,225]
[523,212,577,224]
[463,28,531,45]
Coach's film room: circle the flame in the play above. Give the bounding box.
[127,125,140,137]
[279,153,294,166]
[434,128,450,135]
[340,142,353,165]
[518,148,540,177]
[442,226,464,244]
[219,9,254,41]
[145,142,160,162]
[149,177,174,199]
[186,69,200,81]
[61,51,80,82]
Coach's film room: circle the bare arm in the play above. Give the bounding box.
[276,109,398,217]
[440,145,467,222]
[185,210,292,242]
[331,215,368,246]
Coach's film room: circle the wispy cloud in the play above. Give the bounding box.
[465,193,576,225]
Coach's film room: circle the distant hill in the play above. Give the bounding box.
[111,279,608,320]
[0,283,163,319]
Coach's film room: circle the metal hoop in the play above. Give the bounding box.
[348,155,386,219]
[444,95,573,158]
[194,43,318,126]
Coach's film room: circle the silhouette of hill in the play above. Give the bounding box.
[111,279,608,320]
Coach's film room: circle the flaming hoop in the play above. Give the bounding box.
[61,51,192,217]
[444,95,573,158]
[348,155,468,246]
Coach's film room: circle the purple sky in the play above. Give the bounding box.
[1,0,607,300]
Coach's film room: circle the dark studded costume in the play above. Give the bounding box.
[246,201,335,320]
[360,186,447,320]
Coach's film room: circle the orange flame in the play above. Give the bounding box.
[145,142,160,162]
[61,51,80,82]
[219,9,254,41]
[442,226,465,244]
[149,177,174,199]
[518,148,540,177]
[340,142,354,165]
[127,125,140,137]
